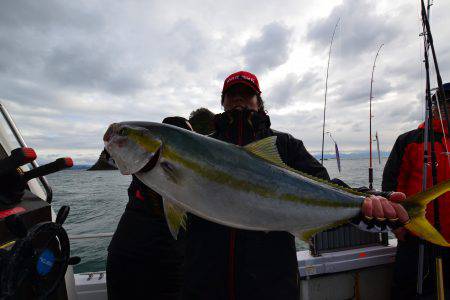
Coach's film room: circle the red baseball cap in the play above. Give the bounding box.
[222,71,261,95]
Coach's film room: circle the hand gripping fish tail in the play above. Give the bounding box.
[401,180,450,247]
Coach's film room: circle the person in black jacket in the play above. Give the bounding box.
[181,70,408,300]
[106,117,193,300]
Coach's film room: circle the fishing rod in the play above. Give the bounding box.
[368,44,383,190]
[417,0,433,295]
[421,0,450,155]
[421,0,450,133]
[417,0,449,297]
[321,18,340,165]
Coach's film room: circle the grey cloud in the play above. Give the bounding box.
[44,45,145,95]
[403,105,422,124]
[269,71,321,106]
[0,29,52,79]
[0,1,145,102]
[385,95,422,122]
[271,110,318,128]
[307,0,401,59]
[334,76,392,105]
[436,47,450,82]
[388,58,422,82]
[242,22,293,74]
[270,108,342,152]
[350,121,364,132]
[166,19,209,72]
[0,76,60,106]
[269,74,299,106]
[0,0,103,31]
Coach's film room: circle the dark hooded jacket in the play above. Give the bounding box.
[182,109,329,300]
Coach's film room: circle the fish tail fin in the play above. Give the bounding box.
[403,179,450,247]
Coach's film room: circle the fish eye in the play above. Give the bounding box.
[118,128,127,135]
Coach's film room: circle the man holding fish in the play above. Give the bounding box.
[104,71,448,300]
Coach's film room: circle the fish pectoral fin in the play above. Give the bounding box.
[293,228,323,243]
[243,136,287,167]
[160,161,180,184]
[162,197,187,240]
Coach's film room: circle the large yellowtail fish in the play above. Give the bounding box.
[103,122,450,246]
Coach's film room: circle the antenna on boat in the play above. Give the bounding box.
[368,44,383,190]
[320,18,340,165]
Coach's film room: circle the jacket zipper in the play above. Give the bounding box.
[228,112,244,300]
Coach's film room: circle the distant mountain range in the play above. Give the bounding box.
[312,151,390,160]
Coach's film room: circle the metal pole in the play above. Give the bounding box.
[436,257,445,300]
[0,102,53,203]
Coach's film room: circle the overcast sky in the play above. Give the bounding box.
[1,0,449,164]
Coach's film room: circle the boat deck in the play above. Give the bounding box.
[73,241,397,300]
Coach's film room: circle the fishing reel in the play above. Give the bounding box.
[0,206,78,300]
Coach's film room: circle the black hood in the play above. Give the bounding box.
[212,108,272,146]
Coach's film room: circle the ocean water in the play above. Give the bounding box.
[47,158,388,274]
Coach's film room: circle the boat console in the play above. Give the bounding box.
[0,104,78,299]
[0,146,76,299]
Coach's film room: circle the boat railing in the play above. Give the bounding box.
[310,224,389,256]
[0,102,53,203]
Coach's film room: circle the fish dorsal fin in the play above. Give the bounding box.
[162,197,187,240]
[244,136,287,168]
[245,136,367,198]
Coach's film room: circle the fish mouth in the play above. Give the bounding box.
[103,123,162,175]
[136,145,162,173]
